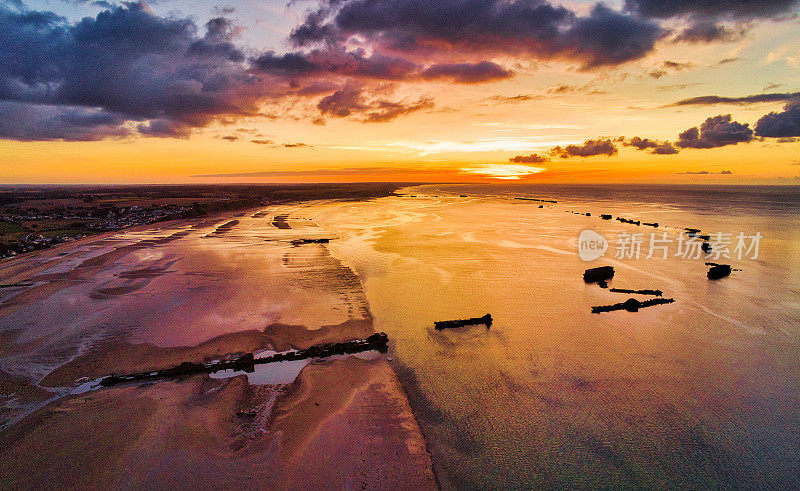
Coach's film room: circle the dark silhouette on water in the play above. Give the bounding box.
[706,262,734,280]
[514,197,557,203]
[99,333,389,387]
[609,288,663,296]
[584,266,615,283]
[290,238,331,246]
[434,314,492,330]
[592,298,675,313]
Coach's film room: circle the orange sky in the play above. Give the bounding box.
[1,0,799,184]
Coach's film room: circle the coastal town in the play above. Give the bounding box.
[1,204,195,258]
[0,183,402,260]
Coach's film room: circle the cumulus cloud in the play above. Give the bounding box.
[550,138,618,157]
[651,141,680,154]
[0,2,268,140]
[137,119,192,138]
[622,136,680,154]
[755,101,800,137]
[420,62,513,84]
[510,153,550,163]
[317,85,366,117]
[317,84,433,122]
[291,0,664,69]
[676,114,754,148]
[363,98,434,122]
[672,21,746,43]
[1,1,459,141]
[623,136,659,149]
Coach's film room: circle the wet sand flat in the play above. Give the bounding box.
[312,186,800,488]
[0,202,436,489]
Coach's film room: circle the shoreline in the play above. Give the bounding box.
[0,197,438,489]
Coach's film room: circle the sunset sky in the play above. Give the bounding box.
[1,0,799,183]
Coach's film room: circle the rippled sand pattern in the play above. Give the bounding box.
[0,203,435,489]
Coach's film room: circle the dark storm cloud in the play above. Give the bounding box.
[291,0,664,69]
[623,0,799,45]
[0,100,131,141]
[137,119,192,138]
[187,17,245,62]
[253,49,512,85]
[550,138,618,157]
[420,62,513,84]
[670,92,800,106]
[253,49,419,80]
[0,2,267,140]
[509,154,550,163]
[755,101,800,137]
[672,21,746,43]
[676,114,754,148]
[622,0,800,19]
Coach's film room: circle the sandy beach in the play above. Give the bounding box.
[0,201,436,489]
[3,184,799,489]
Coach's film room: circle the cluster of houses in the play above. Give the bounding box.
[1,204,193,260]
